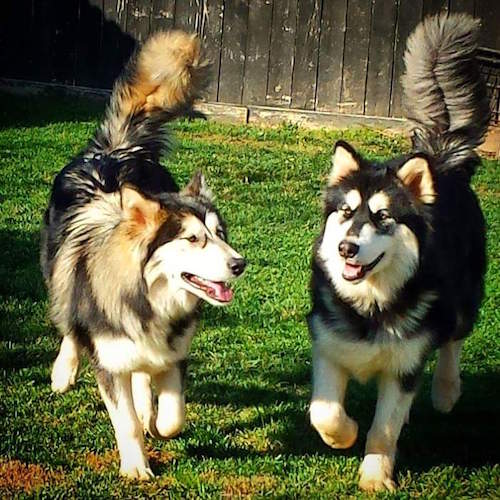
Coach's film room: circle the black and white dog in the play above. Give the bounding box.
[308,14,489,491]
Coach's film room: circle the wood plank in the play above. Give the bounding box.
[291,0,321,110]
[476,2,500,51]
[218,0,249,104]
[340,0,372,114]
[201,0,224,101]
[449,0,475,15]
[390,0,423,117]
[175,0,202,33]
[242,0,273,105]
[422,0,449,18]
[151,0,176,32]
[316,0,348,112]
[127,0,152,42]
[102,0,136,89]
[365,0,398,117]
[266,0,298,107]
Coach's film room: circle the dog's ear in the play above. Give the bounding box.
[121,185,161,227]
[397,156,436,204]
[329,141,360,185]
[182,170,213,200]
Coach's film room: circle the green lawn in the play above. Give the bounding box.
[0,92,498,498]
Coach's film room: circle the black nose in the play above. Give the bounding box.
[338,240,359,258]
[229,258,246,276]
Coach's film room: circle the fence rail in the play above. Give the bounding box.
[1,0,499,119]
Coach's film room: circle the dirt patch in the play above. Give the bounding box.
[222,474,278,497]
[0,459,65,494]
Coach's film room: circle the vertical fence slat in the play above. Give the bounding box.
[291,0,321,110]
[175,0,202,33]
[242,0,273,105]
[202,0,224,102]
[127,0,152,42]
[315,0,347,112]
[390,0,423,117]
[340,0,372,114]
[52,2,79,86]
[449,0,474,15]
[151,0,176,31]
[218,0,249,104]
[422,0,449,17]
[266,0,298,107]
[476,2,500,50]
[365,0,398,117]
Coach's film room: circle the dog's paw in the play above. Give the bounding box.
[120,461,155,481]
[156,413,185,440]
[358,454,396,492]
[50,357,78,393]
[310,401,358,449]
[432,375,461,413]
[136,408,158,438]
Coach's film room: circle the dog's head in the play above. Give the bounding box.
[121,171,245,309]
[318,141,435,310]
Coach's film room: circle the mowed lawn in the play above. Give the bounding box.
[0,91,498,499]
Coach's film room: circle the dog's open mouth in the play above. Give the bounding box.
[342,253,385,282]
[182,273,233,303]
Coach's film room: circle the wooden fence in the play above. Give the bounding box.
[1,0,499,120]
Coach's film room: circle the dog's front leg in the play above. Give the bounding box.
[310,345,358,449]
[358,375,414,492]
[153,360,186,439]
[132,371,158,437]
[96,369,154,480]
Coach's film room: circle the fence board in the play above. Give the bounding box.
[175,0,202,33]
[127,0,152,42]
[291,0,321,110]
[151,0,176,31]
[476,2,500,50]
[390,0,423,117]
[422,0,450,17]
[449,0,475,15]
[316,0,347,112]
[267,0,297,107]
[201,0,224,102]
[218,0,249,104]
[340,0,372,114]
[365,0,398,117]
[242,0,273,105]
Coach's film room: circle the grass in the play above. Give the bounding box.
[0,91,498,498]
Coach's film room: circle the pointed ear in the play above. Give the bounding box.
[329,141,360,185]
[182,170,213,200]
[121,185,161,227]
[397,156,436,204]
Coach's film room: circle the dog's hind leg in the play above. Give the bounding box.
[359,375,415,492]
[153,361,186,439]
[432,339,464,413]
[132,372,158,437]
[96,369,154,480]
[310,346,358,449]
[51,335,80,393]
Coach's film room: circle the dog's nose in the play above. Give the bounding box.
[229,257,246,276]
[338,240,359,258]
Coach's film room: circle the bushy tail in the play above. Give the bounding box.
[90,31,210,160]
[402,13,490,174]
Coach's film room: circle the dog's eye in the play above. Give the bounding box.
[340,204,353,218]
[187,235,198,243]
[376,210,391,221]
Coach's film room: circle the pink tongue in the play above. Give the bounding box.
[343,262,364,280]
[210,281,233,302]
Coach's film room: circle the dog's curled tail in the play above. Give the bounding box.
[92,30,210,158]
[402,13,490,174]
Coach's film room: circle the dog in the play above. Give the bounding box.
[42,31,246,480]
[308,13,489,491]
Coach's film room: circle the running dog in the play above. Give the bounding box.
[308,14,489,491]
[42,31,246,479]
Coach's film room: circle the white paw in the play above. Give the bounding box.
[310,401,358,449]
[358,454,396,492]
[432,375,461,413]
[156,414,185,440]
[136,408,158,438]
[120,461,155,480]
[51,357,78,393]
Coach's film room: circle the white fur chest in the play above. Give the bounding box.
[311,314,430,382]
[93,321,197,374]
